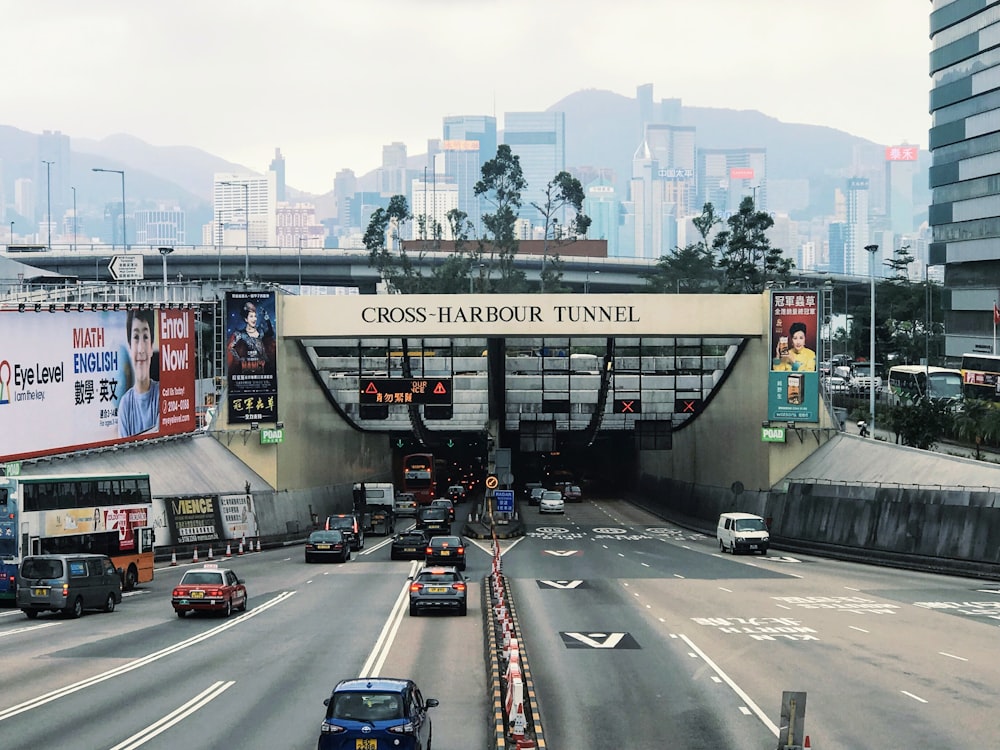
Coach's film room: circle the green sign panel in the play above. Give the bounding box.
[761,426,786,443]
[260,428,285,445]
[3,461,22,476]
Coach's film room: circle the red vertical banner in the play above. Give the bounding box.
[157,309,197,436]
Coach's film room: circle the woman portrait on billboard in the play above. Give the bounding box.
[119,308,160,437]
[227,299,275,376]
[772,321,816,372]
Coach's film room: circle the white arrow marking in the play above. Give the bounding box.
[539,580,584,589]
[544,550,579,557]
[564,631,627,648]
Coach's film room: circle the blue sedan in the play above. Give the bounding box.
[319,677,438,750]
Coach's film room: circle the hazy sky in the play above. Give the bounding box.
[8,1,930,194]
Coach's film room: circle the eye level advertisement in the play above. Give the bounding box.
[0,308,197,461]
[224,290,278,424]
[768,291,820,422]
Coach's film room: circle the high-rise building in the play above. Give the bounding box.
[630,124,695,258]
[14,178,34,224]
[443,115,497,171]
[583,177,621,257]
[135,207,186,245]
[379,142,408,198]
[334,169,357,229]
[270,148,286,202]
[438,140,481,238]
[212,173,277,247]
[504,112,566,230]
[410,177,459,241]
[845,177,871,276]
[922,63,983,294]
[275,203,325,247]
[828,223,847,274]
[697,148,767,216]
[442,115,497,237]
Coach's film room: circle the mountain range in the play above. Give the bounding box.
[0,87,930,229]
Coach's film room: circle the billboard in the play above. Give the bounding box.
[0,308,197,461]
[730,167,755,180]
[768,291,820,422]
[225,291,278,424]
[885,146,919,161]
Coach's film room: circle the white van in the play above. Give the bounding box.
[716,512,769,555]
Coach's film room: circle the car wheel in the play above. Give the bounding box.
[222,598,232,618]
[64,596,84,619]
[305,554,312,564]
[346,549,351,561]
[459,603,468,616]
[358,533,365,550]
[237,594,248,612]
[176,609,186,618]
[390,552,399,560]
[24,609,38,620]
[409,603,418,616]
[103,593,117,613]
[719,539,724,552]
[123,565,138,592]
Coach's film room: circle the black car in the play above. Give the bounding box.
[325,514,364,551]
[408,567,468,616]
[390,530,430,560]
[415,507,451,537]
[424,534,466,570]
[304,529,350,563]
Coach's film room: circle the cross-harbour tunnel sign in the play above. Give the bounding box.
[282,293,766,338]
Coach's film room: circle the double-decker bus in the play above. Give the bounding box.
[0,472,156,601]
[887,365,963,405]
[960,353,1000,404]
[401,453,436,506]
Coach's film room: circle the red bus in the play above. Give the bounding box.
[402,453,436,506]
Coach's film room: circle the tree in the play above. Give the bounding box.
[474,145,528,292]
[886,397,953,450]
[884,243,916,282]
[642,203,720,293]
[532,171,592,292]
[365,196,428,293]
[712,196,793,293]
[953,399,993,460]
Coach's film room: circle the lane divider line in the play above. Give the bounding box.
[108,680,235,750]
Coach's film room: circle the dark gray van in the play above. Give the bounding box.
[17,554,122,619]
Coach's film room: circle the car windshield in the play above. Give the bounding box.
[421,509,448,520]
[181,571,225,585]
[330,692,404,721]
[735,518,767,532]
[21,558,64,578]
[430,536,461,548]
[327,517,354,530]
[397,533,426,543]
[541,491,562,500]
[309,531,342,543]
[417,572,460,584]
[431,500,452,508]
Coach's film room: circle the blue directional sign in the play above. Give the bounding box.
[494,490,514,513]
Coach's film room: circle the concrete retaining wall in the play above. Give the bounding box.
[637,474,1000,580]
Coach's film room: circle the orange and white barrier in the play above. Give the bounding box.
[256,538,262,552]
[192,547,199,563]
[238,537,245,555]
[169,549,177,566]
[207,546,214,560]
[225,542,232,557]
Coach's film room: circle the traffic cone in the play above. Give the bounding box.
[804,737,811,748]
[256,538,262,552]
[192,547,199,563]
[238,538,245,555]
[170,549,177,566]
[207,546,214,560]
[510,701,526,740]
[225,542,232,557]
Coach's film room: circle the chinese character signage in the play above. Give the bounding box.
[768,291,820,422]
[884,146,919,161]
[730,167,755,180]
[0,307,197,461]
[225,291,278,424]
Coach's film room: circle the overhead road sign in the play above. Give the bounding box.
[108,254,143,281]
[359,378,453,405]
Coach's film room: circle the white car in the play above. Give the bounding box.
[538,490,564,514]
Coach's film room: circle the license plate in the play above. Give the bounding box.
[355,739,377,750]
[403,547,417,552]
[32,588,48,597]
[192,591,205,599]
[316,544,331,550]
[749,544,758,549]
[439,550,451,556]
[428,587,447,593]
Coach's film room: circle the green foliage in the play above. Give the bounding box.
[884,244,915,282]
[886,397,953,450]
[533,171,592,292]
[475,145,529,292]
[713,197,794,293]
[642,203,720,293]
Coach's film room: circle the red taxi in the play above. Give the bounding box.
[171,563,248,618]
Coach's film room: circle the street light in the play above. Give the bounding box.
[865,244,879,436]
[92,167,126,249]
[585,269,599,293]
[71,186,77,251]
[297,233,307,292]
[42,160,54,250]
[8,221,13,247]
[159,247,174,301]
[221,180,250,280]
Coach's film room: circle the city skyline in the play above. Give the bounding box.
[6,1,930,194]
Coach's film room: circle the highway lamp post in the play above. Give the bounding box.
[42,160,54,250]
[585,269,599,293]
[297,233,305,292]
[865,244,879,436]
[221,181,250,280]
[8,221,13,247]
[159,247,174,302]
[71,186,77,251]
[92,168,126,250]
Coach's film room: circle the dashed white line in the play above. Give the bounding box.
[850,626,869,633]
[939,652,967,661]
[109,680,235,750]
[901,691,928,704]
